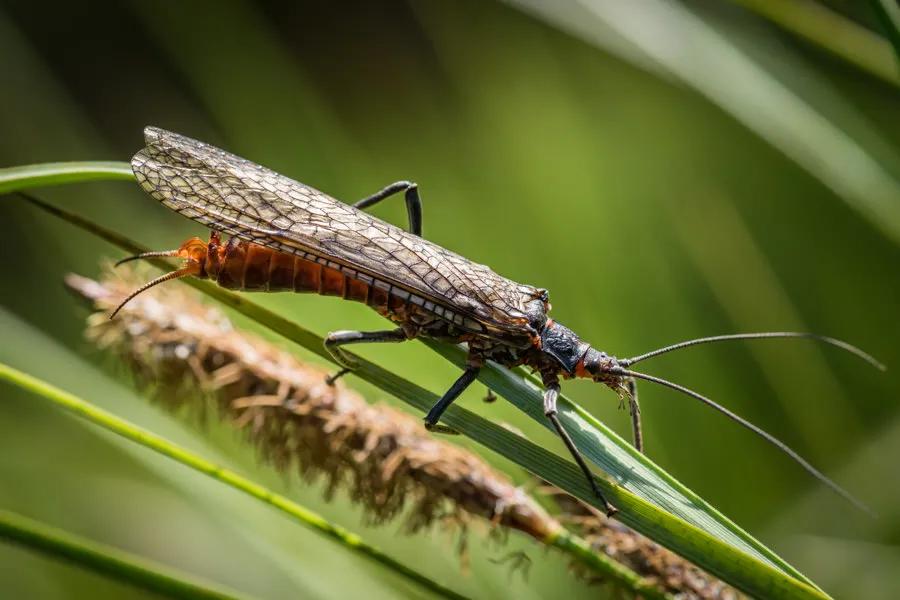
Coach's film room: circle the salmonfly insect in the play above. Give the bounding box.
[116,126,883,516]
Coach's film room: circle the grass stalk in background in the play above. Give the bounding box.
[506,0,900,247]
[0,362,469,600]
[869,0,900,65]
[730,0,899,86]
[0,166,835,599]
[0,510,251,600]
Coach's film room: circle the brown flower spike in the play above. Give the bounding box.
[66,267,736,598]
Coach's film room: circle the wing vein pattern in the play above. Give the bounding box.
[131,127,543,332]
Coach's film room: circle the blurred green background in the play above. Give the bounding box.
[1,1,899,598]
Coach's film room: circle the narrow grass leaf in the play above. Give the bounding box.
[505,0,900,246]
[728,0,899,86]
[869,0,900,65]
[0,362,469,600]
[0,162,133,194]
[0,509,252,600]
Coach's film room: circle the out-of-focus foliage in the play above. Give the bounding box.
[0,1,897,599]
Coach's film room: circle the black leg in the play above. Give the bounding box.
[626,378,643,453]
[543,383,617,516]
[352,181,423,236]
[323,328,409,384]
[424,365,480,434]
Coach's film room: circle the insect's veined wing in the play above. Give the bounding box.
[132,127,544,332]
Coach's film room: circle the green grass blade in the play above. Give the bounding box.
[425,341,821,588]
[0,509,252,600]
[870,0,900,65]
[729,0,899,86]
[0,162,133,194]
[505,0,900,247]
[0,164,833,598]
[0,362,468,600]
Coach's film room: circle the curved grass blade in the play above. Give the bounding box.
[0,162,133,194]
[869,0,900,64]
[0,308,378,599]
[0,362,468,600]
[0,509,251,600]
[505,0,900,247]
[728,0,899,86]
[0,163,832,599]
[426,341,823,587]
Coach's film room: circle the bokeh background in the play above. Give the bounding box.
[1,1,899,598]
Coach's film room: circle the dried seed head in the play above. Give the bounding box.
[67,266,730,597]
[66,267,560,544]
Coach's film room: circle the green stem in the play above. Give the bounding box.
[0,162,133,194]
[548,530,670,600]
[0,363,468,600]
[0,509,250,600]
[729,0,899,86]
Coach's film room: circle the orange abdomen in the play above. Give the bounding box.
[205,239,400,312]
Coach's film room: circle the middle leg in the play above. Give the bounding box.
[323,327,410,384]
[424,361,481,434]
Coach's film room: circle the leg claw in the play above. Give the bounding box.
[325,367,351,386]
[424,421,460,435]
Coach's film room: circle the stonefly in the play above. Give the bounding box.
[116,126,884,516]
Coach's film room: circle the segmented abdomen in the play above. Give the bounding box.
[207,239,466,322]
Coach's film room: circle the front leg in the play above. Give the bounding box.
[324,328,410,384]
[352,181,423,236]
[543,380,617,516]
[625,378,643,453]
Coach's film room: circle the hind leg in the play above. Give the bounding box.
[352,181,423,236]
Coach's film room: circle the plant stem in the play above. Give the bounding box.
[548,530,670,600]
[0,363,469,600]
[730,0,899,86]
[0,162,133,194]
[0,509,250,600]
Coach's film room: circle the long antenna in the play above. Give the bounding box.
[611,366,874,516]
[621,332,884,371]
[115,249,181,267]
[109,266,196,319]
